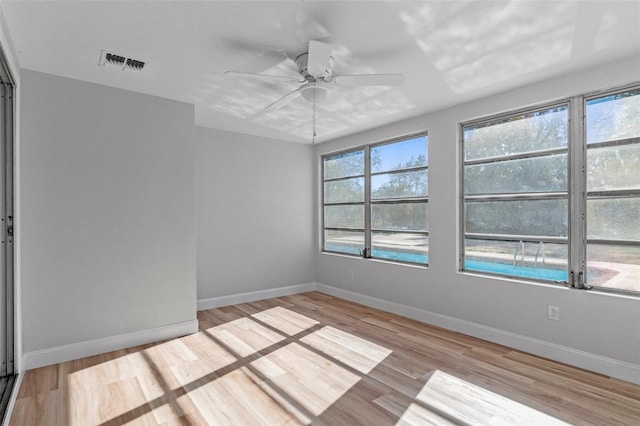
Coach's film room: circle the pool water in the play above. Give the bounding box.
[325,244,568,281]
[372,249,427,264]
[465,259,568,281]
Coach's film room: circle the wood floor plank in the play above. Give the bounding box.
[10,291,640,425]
[251,306,319,336]
[300,326,392,374]
[374,389,457,425]
[206,317,286,358]
[16,364,59,398]
[417,370,568,425]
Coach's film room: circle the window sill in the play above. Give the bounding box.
[459,270,639,298]
[320,251,429,269]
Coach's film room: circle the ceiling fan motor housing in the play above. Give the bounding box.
[295,53,334,81]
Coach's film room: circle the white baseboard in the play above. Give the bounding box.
[22,319,198,370]
[316,283,640,385]
[32,283,633,385]
[197,282,317,311]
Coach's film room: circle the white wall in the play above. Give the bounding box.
[196,127,315,302]
[315,56,640,383]
[20,70,196,358]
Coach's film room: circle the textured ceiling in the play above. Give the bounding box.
[3,1,640,143]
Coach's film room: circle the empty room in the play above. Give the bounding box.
[0,0,638,424]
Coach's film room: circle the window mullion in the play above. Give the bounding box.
[364,146,372,257]
[322,134,428,265]
[569,96,587,288]
[459,123,466,272]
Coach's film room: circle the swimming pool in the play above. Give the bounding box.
[325,244,568,281]
[465,259,567,281]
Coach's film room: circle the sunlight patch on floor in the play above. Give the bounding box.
[301,325,393,374]
[396,403,456,426]
[251,342,361,417]
[252,306,319,335]
[173,366,304,425]
[397,370,568,425]
[61,306,394,424]
[206,316,285,357]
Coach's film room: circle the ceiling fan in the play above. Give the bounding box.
[224,40,404,140]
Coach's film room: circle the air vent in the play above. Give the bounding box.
[99,50,146,72]
[126,58,145,71]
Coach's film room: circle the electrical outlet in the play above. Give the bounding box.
[548,305,560,321]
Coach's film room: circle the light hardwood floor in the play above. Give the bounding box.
[10,291,640,425]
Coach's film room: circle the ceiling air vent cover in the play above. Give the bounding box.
[99,49,146,72]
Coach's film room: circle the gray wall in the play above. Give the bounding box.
[196,127,315,300]
[20,70,196,352]
[315,57,640,368]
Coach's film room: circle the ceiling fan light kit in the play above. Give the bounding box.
[300,82,329,103]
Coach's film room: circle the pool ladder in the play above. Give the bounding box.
[513,241,546,267]
[513,241,525,266]
[534,242,546,267]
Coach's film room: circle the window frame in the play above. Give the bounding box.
[322,132,429,266]
[459,83,640,296]
[459,101,572,284]
[582,85,640,295]
[322,148,366,256]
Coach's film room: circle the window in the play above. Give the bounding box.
[462,105,570,282]
[585,88,640,292]
[461,85,640,295]
[323,134,428,265]
[323,149,365,256]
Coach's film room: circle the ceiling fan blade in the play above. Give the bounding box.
[307,40,333,78]
[265,88,302,111]
[224,71,300,84]
[331,74,405,87]
[215,37,288,61]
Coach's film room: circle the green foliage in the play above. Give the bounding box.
[587,89,640,143]
[323,178,364,204]
[372,203,427,231]
[587,198,640,240]
[372,154,428,199]
[370,154,428,231]
[465,154,567,194]
[464,90,640,282]
[466,200,568,237]
[465,107,568,160]
[587,143,640,191]
[323,150,364,180]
